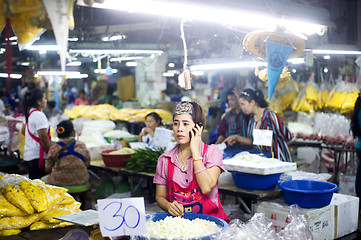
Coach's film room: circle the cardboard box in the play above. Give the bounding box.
[331,193,359,239]
[256,198,335,240]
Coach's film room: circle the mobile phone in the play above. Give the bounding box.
[189,123,203,138]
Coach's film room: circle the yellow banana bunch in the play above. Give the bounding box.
[326,91,346,112]
[305,84,318,103]
[341,90,358,114]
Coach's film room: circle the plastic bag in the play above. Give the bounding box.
[20,178,54,212]
[3,182,35,214]
[279,205,312,240]
[29,221,73,231]
[0,211,45,231]
[42,205,80,224]
[0,193,27,217]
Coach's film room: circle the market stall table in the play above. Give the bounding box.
[288,139,357,185]
[90,159,283,216]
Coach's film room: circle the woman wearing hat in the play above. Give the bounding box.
[153,101,230,223]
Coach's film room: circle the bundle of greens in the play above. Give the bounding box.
[126,147,165,173]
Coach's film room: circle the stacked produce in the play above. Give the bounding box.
[256,67,299,116]
[290,112,357,148]
[291,82,319,113]
[0,173,80,236]
[65,104,173,123]
[325,81,359,114]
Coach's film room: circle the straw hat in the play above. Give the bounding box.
[243,30,306,59]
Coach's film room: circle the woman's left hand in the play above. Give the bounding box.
[189,124,203,156]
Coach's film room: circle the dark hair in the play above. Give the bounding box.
[47,100,56,109]
[56,120,74,139]
[23,88,45,122]
[79,90,86,95]
[145,112,162,126]
[240,88,268,108]
[351,95,361,137]
[226,89,236,97]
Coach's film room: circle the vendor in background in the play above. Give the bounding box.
[98,85,118,105]
[41,120,90,186]
[74,90,89,106]
[43,100,62,118]
[224,88,293,162]
[153,101,230,223]
[215,88,250,150]
[137,112,162,144]
[63,86,76,104]
[21,88,51,179]
[351,93,361,206]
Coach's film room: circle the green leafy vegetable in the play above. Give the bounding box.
[126,147,165,173]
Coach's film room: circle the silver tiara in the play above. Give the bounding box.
[174,101,193,115]
[241,91,250,97]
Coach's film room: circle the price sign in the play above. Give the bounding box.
[153,127,172,148]
[98,197,146,237]
[253,129,273,147]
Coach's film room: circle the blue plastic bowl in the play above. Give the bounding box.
[279,180,338,208]
[136,212,228,240]
[230,171,281,190]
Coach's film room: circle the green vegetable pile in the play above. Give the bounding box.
[126,147,165,173]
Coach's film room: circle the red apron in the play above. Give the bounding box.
[166,145,230,223]
[26,109,50,168]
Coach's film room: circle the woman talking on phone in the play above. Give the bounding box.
[153,101,230,222]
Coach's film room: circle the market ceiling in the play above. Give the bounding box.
[0,0,356,83]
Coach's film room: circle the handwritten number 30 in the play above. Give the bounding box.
[103,201,140,231]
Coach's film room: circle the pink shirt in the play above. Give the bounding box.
[153,142,225,206]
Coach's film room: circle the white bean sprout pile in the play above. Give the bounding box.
[145,216,222,239]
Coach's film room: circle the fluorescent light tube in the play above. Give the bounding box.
[83,0,325,36]
[94,69,118,74]
[37,71,80,76]
[190,61,267,71]
[126,62,137,67]
[66,73,88,79]
[26,45,60,51]
[69,49,163,55]
[312,49,361,55]
[66,61,82,66]
[0,73,22,79]
[287,58,305,64]
[110,56,144,62]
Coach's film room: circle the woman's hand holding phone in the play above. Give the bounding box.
[189,123,203,156]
